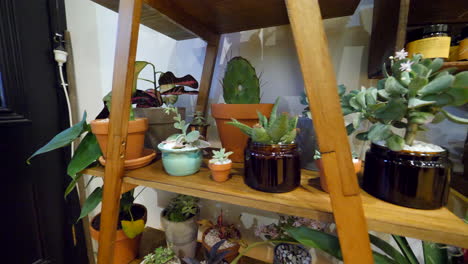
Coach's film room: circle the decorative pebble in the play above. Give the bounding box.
[274,243,312,264]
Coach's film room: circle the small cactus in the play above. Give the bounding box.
[222,57,260,104]
[227,98,298,144]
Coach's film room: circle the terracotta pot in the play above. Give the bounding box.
[316,159,362,193]
[134,107,185,149]
[90,204,147,264]
[208,161,232,182]
[91,118,148,160]
[211,103,274,162]
[353,158,363,175]
[201,228,240,262]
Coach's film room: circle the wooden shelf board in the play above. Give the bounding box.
[82,160,468,248]
[90,0,360,41]
[441,61,468,72]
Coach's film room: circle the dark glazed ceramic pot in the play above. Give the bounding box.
[363,143,451,209]
[244,141,301,193]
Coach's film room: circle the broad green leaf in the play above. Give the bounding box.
[267,113,289,142]
[352,114,362,130]
[64,176,80,198]
[421,58,432,67]
[392,236,418,264]
[134,61,150,94]
[377,78,386,90]
[421,93,454,106]
[422,242,448,264]
[349,97,361,110]
[440,109,468,124]
[453,71,468,88]
[385,77,407,97]
[120,190,135,213]
[409,112,434,124]
[446,87,468,106]
[78,187,103,220]
[392,120,407,128]
[408,98,435,109]
[121,219,145,239]
[408,76,428,98]
[252,126,271,144]
[67,133,102,177]
[378,90,390,100]
[427,58,444,73]
[355,90,367,108]
[365,88,378,106]
[368,124,393,141]
[227,119,253,136]
[375,99,407,123]
[341,106,355,115]
[411,64,428,77]
[27,112,88,164]
[386,134,405,151]
[418,75,454,96]
[185,130,200,143]
[370,234,410,264]
[287,227,342,260]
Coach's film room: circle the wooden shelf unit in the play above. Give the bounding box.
[83,161,468,249]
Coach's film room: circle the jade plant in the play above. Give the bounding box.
[222,57,260,104]
[340,50,468,151]
[209,148,233,164]
[143,246,178,264]
[227,98,298,144]
[163,195,200,222]
[161,107,210,149]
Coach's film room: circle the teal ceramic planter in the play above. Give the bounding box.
[158,143,202,176]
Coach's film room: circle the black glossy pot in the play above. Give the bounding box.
[244,141,301,193]
[363,143,451,209]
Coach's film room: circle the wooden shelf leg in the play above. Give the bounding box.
[97,0,142,263]
[196,35,221,114]
[285,0,374,263]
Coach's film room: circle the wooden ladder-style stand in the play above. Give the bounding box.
[98,0,374,263]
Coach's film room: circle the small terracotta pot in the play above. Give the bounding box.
[316,159,362,193]
[90,204,147,264]
[211,103,274,162]
[208,161,232,182]
[91,118,148,160]
[353,158,363,175]
[201,228,240,262]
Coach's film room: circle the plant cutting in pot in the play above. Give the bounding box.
[183,240,230,264]
[158,107,210,176]
[189,111,210,139]
[199,210,244,262]
[161,195,200,258]
[228,98,301,193]
[211,56,274,162]
[141,246,181,264]
[209,148,233,182]
[129,61,199,149]
[339,49,468,209]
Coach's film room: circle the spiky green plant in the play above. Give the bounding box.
[227,98,298,144]
[340,50,468,151]
[222,57,260,104]
[210,148,234,164]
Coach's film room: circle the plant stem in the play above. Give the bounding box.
[404,123,418,146]
[231,240,300,264]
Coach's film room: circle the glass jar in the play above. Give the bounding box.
[244,141,301,193]
[406,24,451,59]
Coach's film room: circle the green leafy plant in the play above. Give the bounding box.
[222,57,260,104]
[163,195,200,222]
[183,240,230,264]
[191,111,208,126]
[340,50,468,151]
[162,107,210,149]
[209,148,233,164]
[227,98,298,144]
[143,246,178,264]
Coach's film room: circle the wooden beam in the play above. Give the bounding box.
[285,0,374,263]
[97,0,142,263]
[144,0,219,44]
[195,36,220,114]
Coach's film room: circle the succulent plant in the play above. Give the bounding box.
[162,107,210,149]
[191,111,208,126]
[164,194,200,222]
[340,50,468,151]
[183,240,229,264]
[210,148,233,164]
[143,246,178,264]
[227,98,298,144]
[222,57,260,104]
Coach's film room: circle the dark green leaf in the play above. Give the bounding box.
[427,58,444,73]
[423,242,448,264]
[392,121,407,128]
[78,187,103,220]
[385,77,407,97]
[67,133,102,177]
[356,132,369,141]
[421,58,432,67]
[411,64,428,77]
[392,235,418,264]
[64,176,80,198]
[418,75,455,96]
[346,123,355,135]
[375,99,407,122]
[377,78,386,90]
[367,124,393,141]
[341,106,355,115]
[400,71,411,86]
[337,84,346,97]
[408,76,428,98]
[453,71,468,88]
[120,190,135,213]
[27,112,88,164]
[365,88,378,106]
[369,234,410,264]
[421,93,454,106]
[287,227,342,260]
[446,87,468,106]
[386,134,405,151]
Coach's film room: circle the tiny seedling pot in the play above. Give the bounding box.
[363,143,451,209]
[208,161,233,182]
[245,141,301,193]
[158,143,202,176]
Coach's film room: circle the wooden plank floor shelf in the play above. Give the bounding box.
[83,160,468,248]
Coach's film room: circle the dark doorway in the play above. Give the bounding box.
[0,0,88,263]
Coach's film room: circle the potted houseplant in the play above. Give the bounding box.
[183,240,230,264]
[189,111,210,139]
[208,148,234,182]
[296,91,319,171]
[200,211,243,262]
[340,50,468,209]
[228,98,301,193]
[211,56,274,162]
[160,195,200,258]
[158,107,210,176]
[141,246,181,264]
[131,61,199,149]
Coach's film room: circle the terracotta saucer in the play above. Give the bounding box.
[98,148,156,170]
